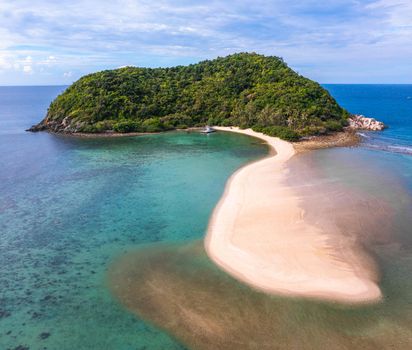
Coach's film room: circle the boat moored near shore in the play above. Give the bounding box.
[200,125,216,134]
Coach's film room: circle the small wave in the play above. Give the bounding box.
[388,145,412,154]
[357,132,370,138]
[362,142,412,155]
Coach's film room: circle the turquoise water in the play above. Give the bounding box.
[0,87,268,349]
[1,85,412,349]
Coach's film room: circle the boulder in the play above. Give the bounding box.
[348,115,386,131]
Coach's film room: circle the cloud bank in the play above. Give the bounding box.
[0,0,411,84]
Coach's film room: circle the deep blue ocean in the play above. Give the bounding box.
[324,84,412,155]
[0,85,411,349]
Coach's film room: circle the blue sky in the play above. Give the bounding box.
[0,0,411,85]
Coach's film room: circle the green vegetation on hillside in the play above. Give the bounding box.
[31,53,349,141]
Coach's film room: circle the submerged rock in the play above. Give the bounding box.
[39,332,51,340]
[0,309,11,318]
[349,114,386,131]
[13,346,30,350]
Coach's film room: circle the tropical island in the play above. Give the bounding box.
[29,53,356,141]
[27,52,388,304]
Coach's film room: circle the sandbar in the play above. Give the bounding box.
[205,127,382,304]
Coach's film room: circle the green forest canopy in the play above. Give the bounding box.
[33,53,349,141]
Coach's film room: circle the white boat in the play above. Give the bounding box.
[200,125,216,134]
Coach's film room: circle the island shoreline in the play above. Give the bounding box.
[27,127,205,139]
[29,126,361,147]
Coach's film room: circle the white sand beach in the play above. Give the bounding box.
[205,127,382,304]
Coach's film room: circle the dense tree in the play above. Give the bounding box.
[31,53,349,141]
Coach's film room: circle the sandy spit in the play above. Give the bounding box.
[205,127,381,304]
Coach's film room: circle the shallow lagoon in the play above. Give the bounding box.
[0,87,268,350]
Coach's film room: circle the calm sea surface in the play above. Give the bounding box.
[1,85,411,349]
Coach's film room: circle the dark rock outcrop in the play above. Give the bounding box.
[27,117,86,133]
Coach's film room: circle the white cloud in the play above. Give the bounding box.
[23,65,32,73]
[63,71,72,77]
[0,55,12,71]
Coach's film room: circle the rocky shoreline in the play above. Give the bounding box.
[293,130,360,152]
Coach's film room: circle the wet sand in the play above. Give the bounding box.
[205,127,381,304]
